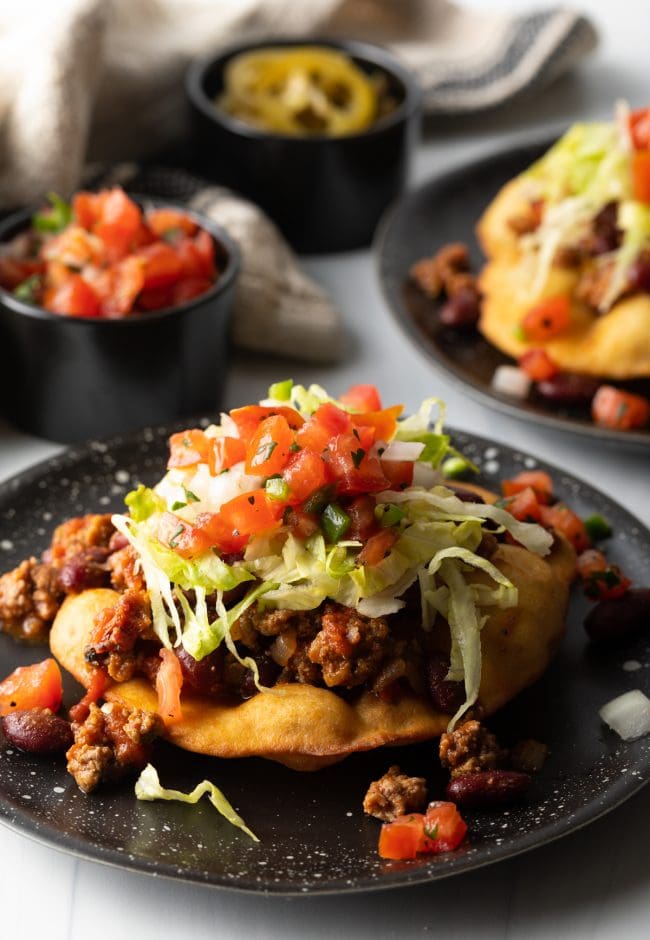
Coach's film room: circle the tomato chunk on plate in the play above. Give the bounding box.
[0,659,64,716]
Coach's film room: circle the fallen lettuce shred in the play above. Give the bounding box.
[135,764,258,842]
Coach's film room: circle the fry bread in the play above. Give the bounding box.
[50,534,575,771]
[476,176,650,378]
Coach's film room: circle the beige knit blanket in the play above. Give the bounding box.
[0,0,597,360]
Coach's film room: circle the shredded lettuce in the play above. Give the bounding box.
[600,200,650,311]
[125,485,166,522]
[135,764,258,841]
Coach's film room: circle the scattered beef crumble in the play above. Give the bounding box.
[363,765,428,821]
[66,701,163,794]
[439,719,507,778]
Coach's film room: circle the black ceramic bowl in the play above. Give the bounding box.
[186,38,421,253]
[0,201,239,443]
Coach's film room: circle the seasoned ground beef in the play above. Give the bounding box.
[439,720,507,778]
[233,600,423,695]
[363,765,428,821]
[575,258,617,311]
[308,604,389,688]
[44,514,115,566]
[85,589,154,681]
[0,557,63,642]
[66,701,162,793]
[410,242,472,299]
[107,545,146,593]
[0,513,117,642]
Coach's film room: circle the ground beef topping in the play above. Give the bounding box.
[439,719,507,778]
[66,701,163,793]
[363,765,428,821]
[85,589,154,681]
[0,557,63,642]
[409,242,473,299]
[107,544,146,594]
[0,513,118,642]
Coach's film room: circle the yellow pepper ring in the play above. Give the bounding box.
[219,46,378,136]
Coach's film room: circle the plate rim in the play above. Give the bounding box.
[373,133,650,452]
[1,422,649,895]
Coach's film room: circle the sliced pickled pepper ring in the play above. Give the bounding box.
[218,46,378,136]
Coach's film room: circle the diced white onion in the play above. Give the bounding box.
[380,441,425,462]
[599,689,650,741]
[412,463,443,488]
[491,366,531,399]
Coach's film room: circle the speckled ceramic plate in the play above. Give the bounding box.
[375,137,650,453]
[1,425,649,895]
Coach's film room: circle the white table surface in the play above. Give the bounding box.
[2,1,650,936]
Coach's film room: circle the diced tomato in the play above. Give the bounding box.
[629,108,650,150]
[44,275,101,318]
[172,277,214,305]
[346,494,379,540]
[146,208,198,238]
[503,486,543,523]
[501,470,554,504]
[208,489,285,550]
[518,348,559,381]
[421,801,468,853]
[350,405,403,444]
[296,403,353,454]
[339,384,382,411]
[327,433,390,495]
[69,668,108,723]
[0,659,63,716]
[539,503,591,553]
[136,285,176,311]
[380,459,414,491]
[42,225,104,268]
[136,242,184,290]
[378,802,467,860]
[378,814,424,860]
[245,415,294,476]
[168,429,212,468]
[73,191,105,229]
[99,256,146,317]
[577,549,631,600]
[156,648,183,724]
[193,229,217,279]
[521,295,571,342]
[229,405,304,445]
[282,450,329,504]
[94,188,143,261]
[208,436,246,475]
[357,528,397,566]
[632,151,650,204]
[591,385,650,431]
[155,511,215,558]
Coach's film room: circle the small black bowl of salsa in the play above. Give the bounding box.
[0,188,239,443]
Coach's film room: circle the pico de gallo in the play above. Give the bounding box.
[0,187,220,318]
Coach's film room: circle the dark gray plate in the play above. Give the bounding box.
[375,137,650,452]
[1,425,649,894]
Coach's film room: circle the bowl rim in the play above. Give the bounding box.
[0,196,240,326]
[185,36,422,143]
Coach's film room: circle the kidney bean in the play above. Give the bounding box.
[58,547,111,592]
[439,286,481,330]
[108,531,129,553]
[425,652,466,715]
[584,588,650,644]
[240,654,281,700]
[176,646,224,697]
[451,487,485,504]
[446,770,531,808]
[535,373,601,405]
[589,202,621,254]
[1,708,73,754]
